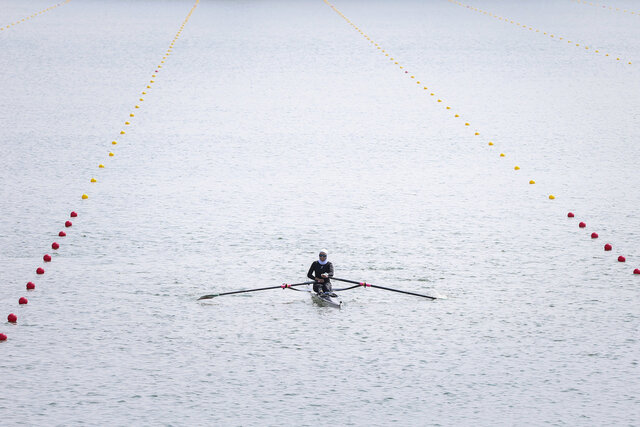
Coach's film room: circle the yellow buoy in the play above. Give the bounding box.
[514,166,520,170]
[135,105,140,108]
[99,164,104,168]
[130,113,134,117]
[474,132,479,135]
[455,114,459,117]
[120,131,125,134]
[488,142,494,146]
[125,121,130,125]
[112,141,117,145]
[529,180,535,184]
[139,98,144,101]
[109,152,114,157]
[465,123,470,126]
[549,195,555,199]
[91,178,97,183]
[500,153,505,157]
[82,194,88,199]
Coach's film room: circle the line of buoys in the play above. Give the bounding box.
[2,0,200,343]
[0,0,71,32]
[323,0,638,278]
[570,0,639,17]
[568,213,635,273]
[447,0,632,65]
[324,0,545,197]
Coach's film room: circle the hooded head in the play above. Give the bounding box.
[318,249,328,265]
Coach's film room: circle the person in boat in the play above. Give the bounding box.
[307,249,334,294]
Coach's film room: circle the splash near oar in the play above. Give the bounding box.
[332,277,437,300]
[198,281,316,300]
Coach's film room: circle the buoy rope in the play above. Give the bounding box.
[1,0,200,343]
[569,0,640,17]
[0,0,71,32]
[321,0,637,275]
[446,0,632,65]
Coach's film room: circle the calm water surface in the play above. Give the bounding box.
[1,0,639,425]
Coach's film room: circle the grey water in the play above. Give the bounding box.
[1,0,639,425]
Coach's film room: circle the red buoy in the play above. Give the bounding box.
[65,221,72,228]
[618,256,626,262]
[36,267,45,275]
[591,232,598,239]
[634,269,640,275]
[567,212,574,218]
[7,313,17,323]
[604,243,612,251]
[0,333,6,341]
[18,297,28,305]
[59,231,66,237]
[52,242,59,250]
[43,254,52,262]
[70,211,78,217]
[26,282,35,290]
[579,222,586,228]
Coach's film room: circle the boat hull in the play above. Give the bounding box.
[311,291,342,309]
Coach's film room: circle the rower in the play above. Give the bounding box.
[307,249,334,295]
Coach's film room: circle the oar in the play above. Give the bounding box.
[198,281,316,300]
[332,277,436,300]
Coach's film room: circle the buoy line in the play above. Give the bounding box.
[569,0,640,17]
[321,0,638,277]
[0,0,71,32]
[0,0,200,344]
[447,0,633,65]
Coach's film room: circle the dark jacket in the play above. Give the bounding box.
[307,261,334,282]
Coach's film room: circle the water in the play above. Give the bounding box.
[1,0,639,425]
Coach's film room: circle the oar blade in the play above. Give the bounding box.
[198,294,219,300]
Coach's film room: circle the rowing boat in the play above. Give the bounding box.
[309,286,342,309]
[198,277,436,305]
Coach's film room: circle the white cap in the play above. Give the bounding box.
[319,249,328,255]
